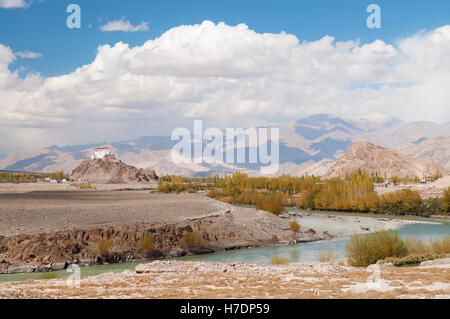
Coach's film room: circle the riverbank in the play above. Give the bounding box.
[1,259,448,298]
[0,191,324,274]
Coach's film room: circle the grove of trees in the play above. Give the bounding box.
[157,171,447,216]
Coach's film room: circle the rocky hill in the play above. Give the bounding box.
[324,141,447,179]
[71,156,158,184]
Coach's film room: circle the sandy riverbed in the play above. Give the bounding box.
[290,212,437,238]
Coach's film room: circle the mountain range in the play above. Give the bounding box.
[1,114,448,177]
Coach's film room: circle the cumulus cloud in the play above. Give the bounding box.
[15,51,42,59]
[100,17,149,32]
[0,21,450,149]
[0,0,28,8]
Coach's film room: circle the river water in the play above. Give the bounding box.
[1,212,449,282]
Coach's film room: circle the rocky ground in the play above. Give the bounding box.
[1,259,448,299]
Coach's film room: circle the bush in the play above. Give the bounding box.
[271,234,279,243]
[256,192,285,215]
[383,254,445,267]
[405,237,430,255]
[181,231,204,250]
[97,238,114,256]
[79,183,93,189]
[346,231,408,267]
[140,233,156,252]
[289,220,300,233]
[207,189,223,198]
[443,187,450,213]
[430,237,450,255]
[270,255,289,265]
[318,250,338,263]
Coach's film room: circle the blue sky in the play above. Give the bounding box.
[1,0,450,77]
[0,0,450,151]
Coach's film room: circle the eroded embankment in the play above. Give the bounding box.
[0,191,323,274]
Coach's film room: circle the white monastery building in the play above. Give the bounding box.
[90,147,114,159]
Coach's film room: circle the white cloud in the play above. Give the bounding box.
[0,0,28,8]
[15,51,42,59]
[0,21,450,149]
[100,17,149,32]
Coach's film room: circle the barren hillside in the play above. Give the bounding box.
[324,142,446,179]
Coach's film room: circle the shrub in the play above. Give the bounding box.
[289,220,300,233]
[181,231,204,250]
[380,236,450,266]
[430,237,450,255]
[383,254,445,267]
[405,237,430,255]
[346,231,408,267]
[79,183,93,189]
[318,250,338,263]
[97,238,114,256]
[256,192,285,215]
[443,187,450,213]
[271,234,279,243]
[270,255,289,265]
[207,189,223,198]
[140,233,156,252]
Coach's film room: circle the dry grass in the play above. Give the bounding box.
[318,250,339,263]
[97,238,114,256]
[289,220,300,233]
[140,233,156,252]
[181,231,204,250]
[270,255,289,265]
